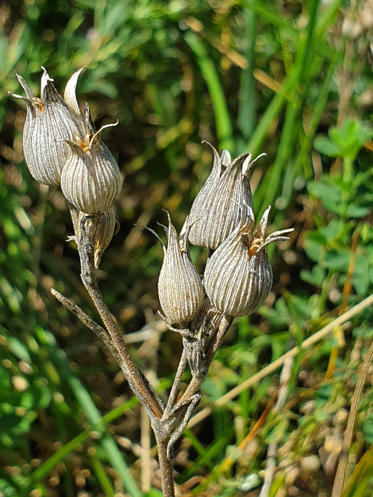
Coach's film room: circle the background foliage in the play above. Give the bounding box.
[0,0,372,496]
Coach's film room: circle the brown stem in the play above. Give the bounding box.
[164,347,188,418]
[50,288,121,362]
[156,436,175,497]
[179,314,232,404]
[86,281,163,418]
[206,314,232,364]
[78,217,163,420]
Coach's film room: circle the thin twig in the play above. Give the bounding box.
[164,347,188,418]
[78,219,164,420]
[69,215,176,497]
[189,294,373,428]
[51,288,121,362]
[179,315,232,405]
[259,356,294,497]
[331,338,373,497]
[140,406,152,492]
[206,314,233,364]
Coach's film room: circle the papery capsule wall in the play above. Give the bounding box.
[12,70,83,186]
[61,142,122,215]
[158,218,205,326]
[187,144,255,250]
[203,207,292,317]
[203,222,272,317]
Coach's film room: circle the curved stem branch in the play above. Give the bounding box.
[78,216,163,420]
[179,314,232,405]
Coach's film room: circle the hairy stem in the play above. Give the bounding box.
[78,216,163,420]
[51,288,121,362]
[156,436,175,497]
[180,314,232,404]
[164,347,188,418]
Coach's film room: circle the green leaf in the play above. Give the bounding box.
[308,180,341,212]
[314,136,340,157]
[323,250,350,271]
[345,204,371,218]
[300,265,326,286]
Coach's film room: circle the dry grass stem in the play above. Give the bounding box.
[331,337,373,497]
[189,293,373,428]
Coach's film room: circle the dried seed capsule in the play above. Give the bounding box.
[61,105,122,214]
[157,214,204,326]
[68,206,117,268]
[9,68,83,186]
[186,142,264,250]
[90,209,117,268]
[204,206,293,317]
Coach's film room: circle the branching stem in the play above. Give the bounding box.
[78,216,164,420]
[55,213,236,497]
[179,314,232,404]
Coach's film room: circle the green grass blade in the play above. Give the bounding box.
[237,4,257,153]
[342,445,373,497]
[293,52,340,181]
[89,450,116,497]
[184,31,233,150]
[33,327,142,497]
[315,0,344,39]
[255,0,320,214]
[247,65,299,156]
[248,0,298,33]
[32,397,139,481]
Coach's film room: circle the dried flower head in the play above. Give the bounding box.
[157,213,205,326]
[70,206,117,268]
[61,99,122,214]
[203,206,293,317]
[9,67,83,186]
[186,142,264,250]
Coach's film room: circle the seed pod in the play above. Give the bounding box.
[9,68,83,186]
[61,105,122,214]
[186,142,264,250]
[157,214,204,326]
[88,209,117,268]
[204,206,293,317]
[69,206,117,268]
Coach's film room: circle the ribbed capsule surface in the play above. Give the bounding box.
[204,207,293,317]
[187,142,257,250]
[158,215,204,326]
[70,206,117,268]
[10,68,83,186]
[61,129,122,215]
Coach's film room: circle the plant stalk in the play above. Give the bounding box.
[78,216,163,420]
[156,436,175,497]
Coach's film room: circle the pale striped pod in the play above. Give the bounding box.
[204,208,293,317]
[87,209,117,268]
[61,138,122,214]
[69,205,117,267]
[204,231,273,317]
[158,215,204,326]
[10,68,82,186]
[187,142,255,250]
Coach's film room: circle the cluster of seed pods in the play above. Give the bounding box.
[10,68,122,268]
[157,144,293,325]
[11,68,292,321]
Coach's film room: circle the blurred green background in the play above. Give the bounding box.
[1,0,373,496]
